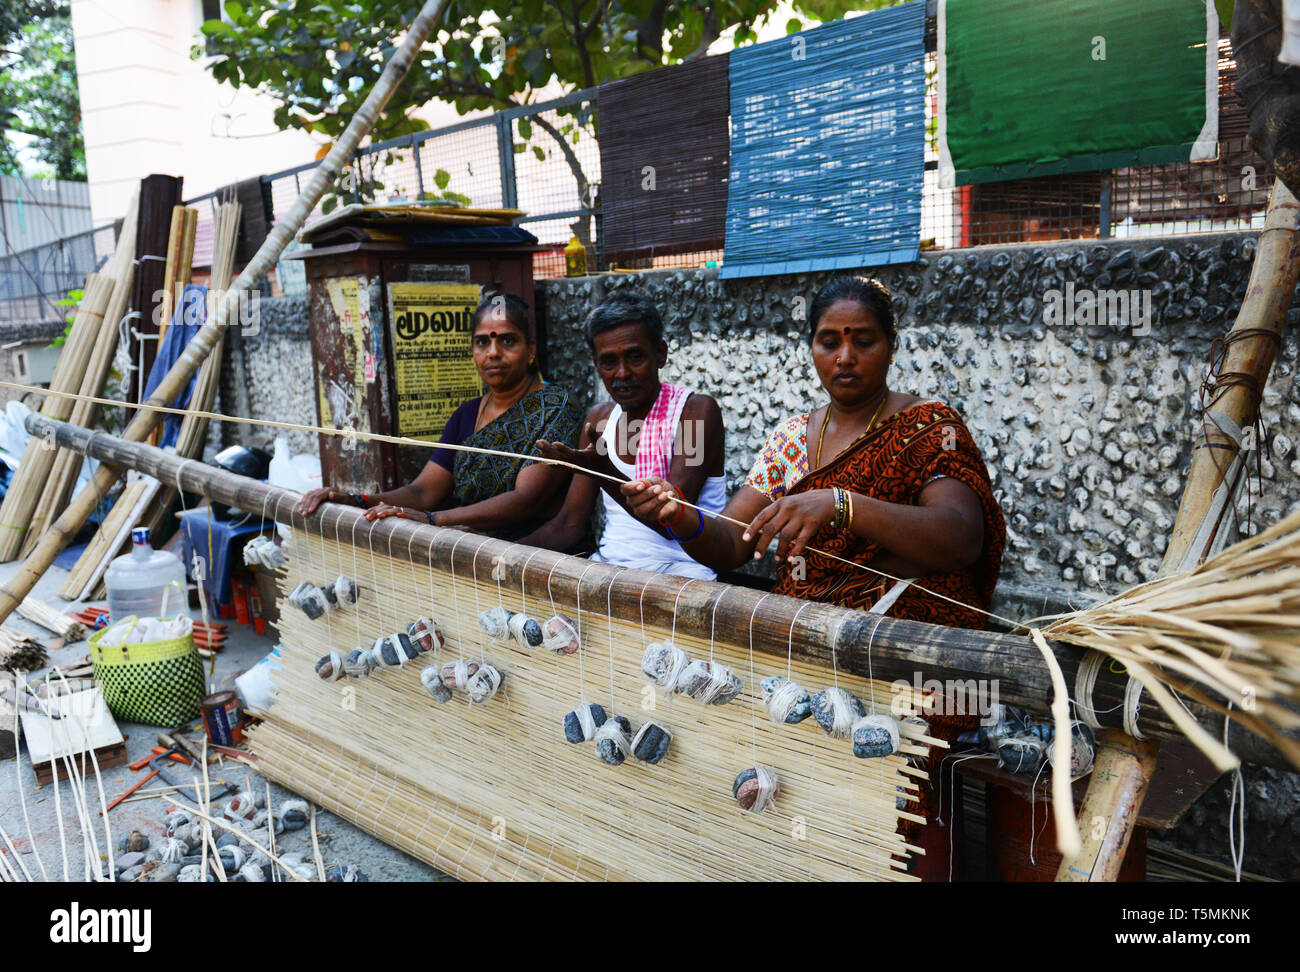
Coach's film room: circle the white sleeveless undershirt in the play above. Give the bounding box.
[594,401,727,580]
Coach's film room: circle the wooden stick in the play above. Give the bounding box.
[1056,731,1159,882]
[0,0,453,623]
[1162,182,1300,574]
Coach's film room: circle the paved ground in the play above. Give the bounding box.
[0,556,445,882]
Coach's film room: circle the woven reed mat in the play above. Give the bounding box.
[248,531,943,881]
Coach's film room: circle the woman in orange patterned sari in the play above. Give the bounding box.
[623,275,1006,880]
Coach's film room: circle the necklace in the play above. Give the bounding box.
[815,389,889,469]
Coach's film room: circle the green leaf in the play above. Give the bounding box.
[434,168,450,189]
[785,18,803,35]
[517,116,532,140]
[513,141,527,154]
[201,19,233,36]
[224,1,245,20]
[532,145,545,162]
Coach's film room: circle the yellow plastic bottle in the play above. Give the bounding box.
[564,235,588,277]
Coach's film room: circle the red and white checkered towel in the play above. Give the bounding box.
[634,383,691,482]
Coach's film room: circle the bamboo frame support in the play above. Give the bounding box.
[1055,731,1159,882]
[1162,182,1300,574]
[27,412,1299,769]
[0,0,452,625]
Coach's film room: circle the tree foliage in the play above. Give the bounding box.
[0,1,84,179]
[202,1,863,144]
[199,1,883,201]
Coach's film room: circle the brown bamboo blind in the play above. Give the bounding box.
[597,54,730,262]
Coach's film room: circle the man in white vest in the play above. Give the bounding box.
[523,291,727,579]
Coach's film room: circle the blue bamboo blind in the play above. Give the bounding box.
[721,2,926,279]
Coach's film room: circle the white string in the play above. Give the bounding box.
[1122,677,1146,740]
[1073,650,1105,730]
[1224,705,1246,882]
[12,672,48,880]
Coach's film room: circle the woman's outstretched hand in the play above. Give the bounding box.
[297,487,349,516]
[362,502,425,523]
[621,476,681,527]
[742,489,837,564]
[536,423,617,481]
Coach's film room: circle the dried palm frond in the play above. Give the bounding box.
[1038,507,1300,770]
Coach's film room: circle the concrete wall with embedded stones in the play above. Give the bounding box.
[212,295,318,459]
[537,232,1300,623]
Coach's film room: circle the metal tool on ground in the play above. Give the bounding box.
[151,736,234,804]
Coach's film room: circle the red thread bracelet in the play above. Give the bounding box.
[657,483,690,528]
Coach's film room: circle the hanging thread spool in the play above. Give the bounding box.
[507,611,544,649]
[810,687,866,738]
[331,574,359,608]
[420,665,453,703]
[440,659,479,691]
[995,715,1052,774]
[290,581,329,620]
[466,663,503,703]
[1047,719,1097,779]
[344,647,373,679]
[370,633,420,668]
[851,713,901,759]
[563,701,606,743]
[677,659,743,705]
[541,614,580,654]
[477,606,512,643]
[594,715,633,765]
[314,651,345,682]
[732,766,778,812]
[761,675,812,724]
[632,720,672,764]
[406,616,444,654]
[641,641,690,692]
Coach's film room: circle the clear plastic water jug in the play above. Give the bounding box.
[105,527,189,622]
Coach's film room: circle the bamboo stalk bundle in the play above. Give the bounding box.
[149,207,197,449]
[23,190,142,556]
[129,175,184,402]
[1041,506,1300,769]
[175,198,241,459]
[139,199,244,540]
[14,597,85,643]
[252,530,934,881]
[0,0,454,627]
[0,272,117,561]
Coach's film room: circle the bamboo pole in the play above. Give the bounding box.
[1162,182,1300,574]
[1056,731,1159,882]
[1056,184,1300,883]
[0,0,452,624]
[0,273,116,560]
[26,412,1300,769]
[24,191,142,555]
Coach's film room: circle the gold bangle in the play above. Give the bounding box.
[845,490,855,532]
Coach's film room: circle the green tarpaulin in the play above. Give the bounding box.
[939,0,1218,186]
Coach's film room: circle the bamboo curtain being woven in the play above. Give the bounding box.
[597,54,730,262]
[721,2,927,278]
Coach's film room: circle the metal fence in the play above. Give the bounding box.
[3,29,1279,317]
[0,223,118,324]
